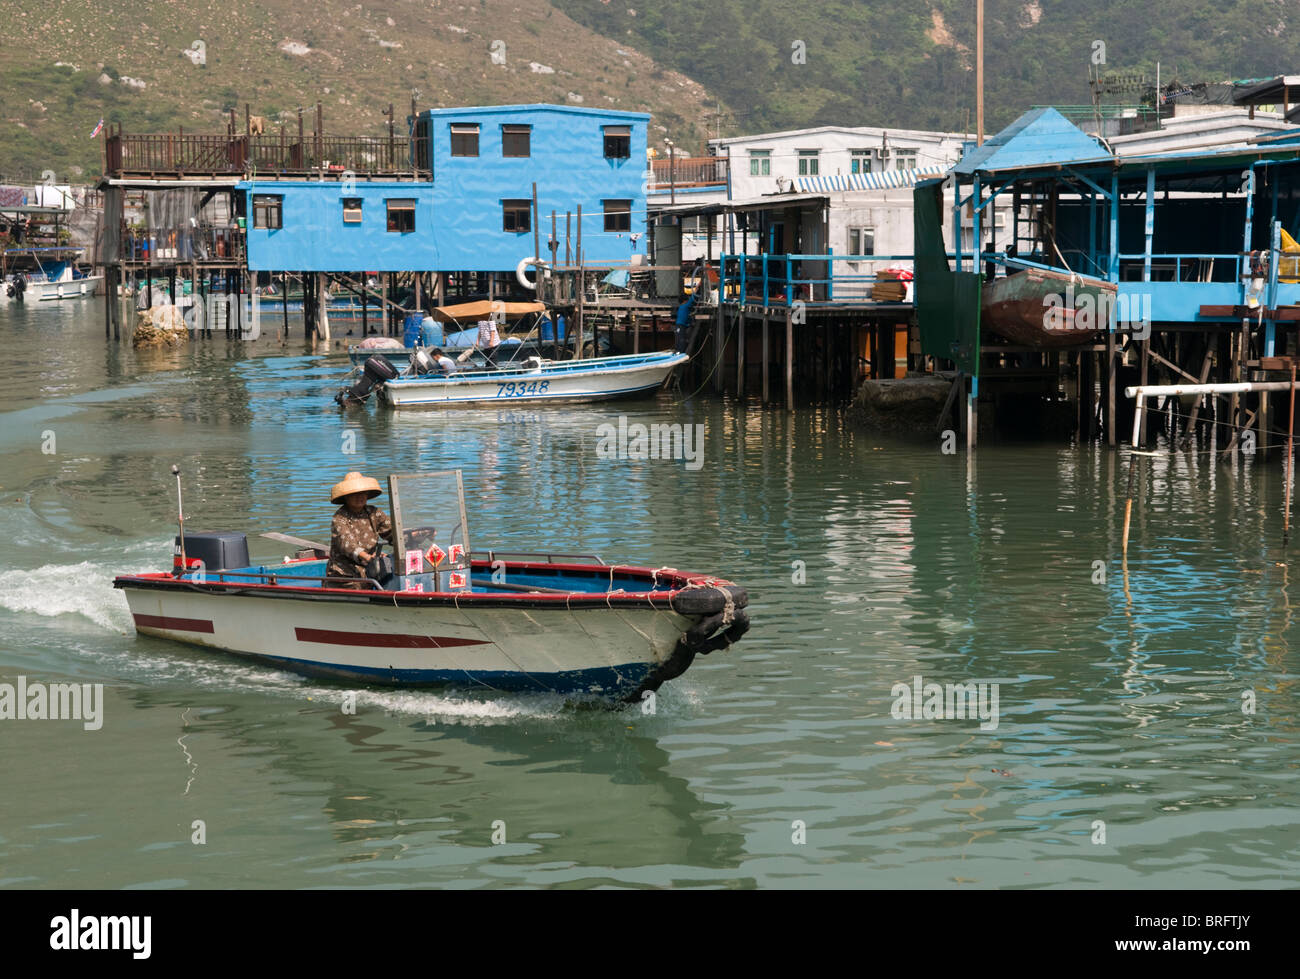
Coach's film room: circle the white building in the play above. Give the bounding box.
[1108,109,1291,157]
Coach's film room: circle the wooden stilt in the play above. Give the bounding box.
[1106,327,1116,447]
[762,307,770,404]
[713,295,724,393]
[737,310,746,395]
[1287,362,1296,544]
[1138,335,1150,444]
[1181,340,1215,446]
[785,306,794,410]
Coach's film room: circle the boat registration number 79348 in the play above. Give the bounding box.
[497,380,550,398]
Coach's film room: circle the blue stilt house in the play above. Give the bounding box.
[240,103,649,276]
[916,107,1300,444]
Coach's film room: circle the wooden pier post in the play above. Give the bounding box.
[1106,328,1116,447]
[532,183,540,276]
[103,266,112,339]
[1138,335,1150,444]
[762,307,770,404]
[1287,362,1296,543]
[575,204,583,360]
[737,309,746,395]
[785,306,794,410]
[712,296,724,393]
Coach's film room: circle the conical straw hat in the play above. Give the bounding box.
[330,471,383,504]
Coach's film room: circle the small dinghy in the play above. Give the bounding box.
[114,470,750,701]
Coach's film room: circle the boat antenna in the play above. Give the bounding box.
[172,464,187,577]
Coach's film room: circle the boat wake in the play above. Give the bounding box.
[0,559,137,632]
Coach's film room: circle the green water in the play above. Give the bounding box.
[0,300,1296,888]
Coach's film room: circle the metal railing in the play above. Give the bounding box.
[719,252,915,307]
[651,155,728,189]
[106,132,427,176]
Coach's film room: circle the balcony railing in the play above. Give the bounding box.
[106,131,428,177]
[650,155,728,190]
[719,252,916,307]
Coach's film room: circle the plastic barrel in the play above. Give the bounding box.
[539,316,554,342]
[403,313,424,348]
[420,316,444,348]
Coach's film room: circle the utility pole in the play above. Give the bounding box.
[976,0,985,145]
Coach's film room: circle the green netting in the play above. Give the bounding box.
[914,181,981,377]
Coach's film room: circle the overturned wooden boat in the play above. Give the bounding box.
[981,267,1117,348]
[113,470,749,701]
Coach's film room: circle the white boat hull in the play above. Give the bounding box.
[380,352,687,408]
[23,275,103,301]
[118,583,692,694]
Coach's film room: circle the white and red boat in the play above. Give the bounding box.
[113,471,749,701]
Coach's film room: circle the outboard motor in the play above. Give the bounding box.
[335,354,399,407]
[411,348,438,375]
[8,272,26,301]
[173,531,250,576]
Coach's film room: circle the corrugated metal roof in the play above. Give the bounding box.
[951,107,1112,175]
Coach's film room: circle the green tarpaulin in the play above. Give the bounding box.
[914,181,981,377]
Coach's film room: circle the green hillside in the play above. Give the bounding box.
[552,0,1298,136]
[3,0,1297,182]
[0,0,723,181]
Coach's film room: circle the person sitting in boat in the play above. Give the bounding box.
[327,471,394,588]
[428,348,457,374]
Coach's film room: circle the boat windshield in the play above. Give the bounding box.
[387,471,472,578]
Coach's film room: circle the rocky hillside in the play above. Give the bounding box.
[0,0,724,180]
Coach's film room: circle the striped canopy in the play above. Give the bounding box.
[794,165,946,193]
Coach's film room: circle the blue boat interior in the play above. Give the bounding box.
[187,559,676,594]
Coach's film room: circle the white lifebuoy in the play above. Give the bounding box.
[516,256,541,290]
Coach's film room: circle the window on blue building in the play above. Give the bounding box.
[342,198,363,224]
[503,200,531,233]
[604,126,631,159]
[502,125,531,158]
[450,124,479,157]
[252,194,282,230]
[386,199,416,233]
[603,199,631,233]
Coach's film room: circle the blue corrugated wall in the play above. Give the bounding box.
[242,181,437,272]
[242,104,648,274]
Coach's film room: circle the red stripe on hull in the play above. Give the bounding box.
[293,627,488,648]
[134,613,215,633]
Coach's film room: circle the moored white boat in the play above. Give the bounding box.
[2,268,103,302]
[379,351,687,408]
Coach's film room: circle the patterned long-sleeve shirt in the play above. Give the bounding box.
[328,504,394,579]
